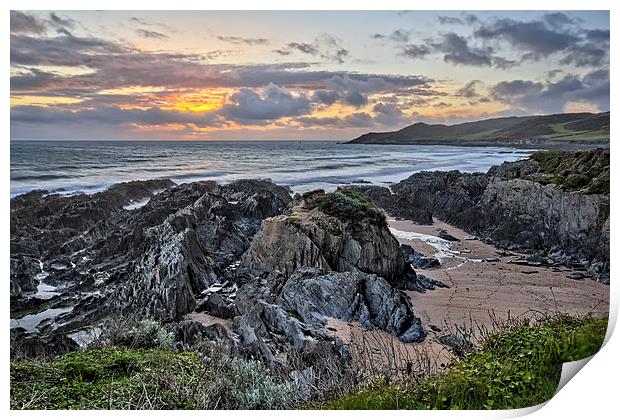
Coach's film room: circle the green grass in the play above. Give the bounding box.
[11,347,297,410]
[318,189,386,225]
[325,316,607,410]
[531,149,610,194]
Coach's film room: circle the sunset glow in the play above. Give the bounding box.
[10,10,610,140]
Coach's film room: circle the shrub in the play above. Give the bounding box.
[531,149,609,194]
[318,189,385,224]
[11,347,299,410]
[116,320,175,351]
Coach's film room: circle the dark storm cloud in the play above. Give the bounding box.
[560,43,608,67]
[489,69,609,113]
[217,36,269,46]
[11,11,77,35]
[220,83,312,122]
[313,90,340,105]
[432,33,493,66]
[136,29,169,39]
[10,11,49,34]
[585,29,610,42]
[474,18,579,59]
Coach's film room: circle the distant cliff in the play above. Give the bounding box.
[348,112,609,148]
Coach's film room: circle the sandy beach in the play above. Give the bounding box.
[324,216,609,372]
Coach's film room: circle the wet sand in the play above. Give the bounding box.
[327,217,609,373]
[389,217,609,330]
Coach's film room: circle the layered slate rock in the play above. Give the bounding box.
[234,190,433,354]
[241,189,432,291]
[10,179,293,341]
[278,268,425,343]
[380,149,610,282]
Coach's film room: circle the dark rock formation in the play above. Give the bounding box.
[400,244,440,269]
[278,268,425,343]
[241,189,427,291]
[385,149,610,282]
[10,179,293,347]
[342,185,432,224]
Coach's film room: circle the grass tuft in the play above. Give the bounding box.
[325,315,607,410]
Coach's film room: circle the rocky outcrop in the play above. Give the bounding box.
[10,179,293,343]
[400,244,440,269]
[231,190,436,356]
[278,268,425,342]
[343,185,432,224]
[379,150,610,282]
[390,171,489,229]
[241,189,432,291]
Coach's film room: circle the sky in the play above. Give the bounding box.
[10,10,610,140]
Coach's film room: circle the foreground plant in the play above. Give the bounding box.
[325,315,607,410]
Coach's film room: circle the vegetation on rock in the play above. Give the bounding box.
[318,189,386,224]
[531,149,610,194]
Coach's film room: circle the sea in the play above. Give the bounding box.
[10,141,533,197]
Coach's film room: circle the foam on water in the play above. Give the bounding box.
[11,141,533,197]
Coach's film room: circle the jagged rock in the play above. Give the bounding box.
[400,244,440,269]
[278,268,426,343]
[196,293,237,319]
[10,256,40,298]
[343,185,433,224]
[241,189,426,291]
[387,150,610,282]
[166,320,238,353]
[10,179,293,349]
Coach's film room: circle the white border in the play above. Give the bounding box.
[3,1,617,419]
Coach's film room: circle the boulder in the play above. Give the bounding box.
[278,268,426,343]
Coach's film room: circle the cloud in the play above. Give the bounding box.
[10,11,49,34]
[136,29,168,39]
[542,12,577,30]
[217,36,269,46]
[274,35,349,63]
[474,17,579,59]
[343,91,368,107]
[489,69,609,114]
[456,80,483,98]
[10,11,77,35]
[432,33,493,66]
[220,83,312,122]
[560,43,608,67]
[49,13,76,30]
[400,44,431,59]
[11,105,224,128]
[438,16,464,25]
[372,102,407,126]
[313,90,340,105]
